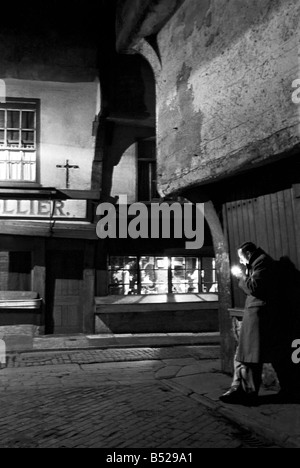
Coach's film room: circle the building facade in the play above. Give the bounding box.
[0,2,219,337]
[114,0,300,371]
[0,6,100,335]
[1,1,299,371]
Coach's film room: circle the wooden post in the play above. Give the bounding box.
[185,193,235,374]
[82,241,96,334]
[32,238,46,335]
[203,201,235,373]
[95,239,109,296]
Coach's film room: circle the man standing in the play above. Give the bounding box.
[220,242,281,405]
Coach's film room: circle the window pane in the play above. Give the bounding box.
[202,282,218,293]
[172,269,185,282]
[109,257,125,269]
[109,286,124,295]
[140,256,155,270]
[7,130,20,143]
[123,257,138,270]
[171,257,185,269]
[10,156,22,180]
[22,131,34,145]
[0,151,8,161]
[186,270,199,292]
[0,110,5,127]
[0,160,8,179]
[10,152,22,162]
[173,283,188,294]
[108,255,138,296]
[7,111,20,129]
[141,268,168,295]
[172,267,186,293]
[107,255,218,296]
[186,257,198,270]
[202,269,214,282]
[128,271,138,295]
[22,111,35,129]
[109,271,123,284]
[155,257,168,269]
[156,283,168,294]
[141,265,155,284]
[23,153,36,182]
[0,104,37,182]
[202,257,215,270]
[153,269,168,284]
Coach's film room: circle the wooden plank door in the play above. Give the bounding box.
[223,187,300,308]
[46,250,84,335]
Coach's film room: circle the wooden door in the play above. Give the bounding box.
[223,187,300,308]
[46,250,84,335]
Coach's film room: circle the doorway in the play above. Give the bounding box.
[45,249,84,335]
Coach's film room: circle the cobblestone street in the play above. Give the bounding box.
[0,346,278,449]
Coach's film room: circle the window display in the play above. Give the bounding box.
[108,255,218,296]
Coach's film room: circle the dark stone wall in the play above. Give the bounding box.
[153,0,300,196]
[95,309,219,334]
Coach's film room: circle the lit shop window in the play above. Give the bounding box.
[108,256,139,296]
[108,256,218,296]
[140,256,169,295]
[171,257,199,294]
[0,101,38,182]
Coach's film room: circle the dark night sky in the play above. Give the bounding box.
[0,0,116,46]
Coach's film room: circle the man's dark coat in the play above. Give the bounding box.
[236,248,281,363]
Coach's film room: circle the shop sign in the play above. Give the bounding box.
[0,199,87,219]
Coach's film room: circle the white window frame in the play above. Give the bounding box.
[0,99,40,184]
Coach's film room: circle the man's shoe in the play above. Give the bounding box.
[243,393,259,407]
[219,386,244,403]
[220,386,259,406]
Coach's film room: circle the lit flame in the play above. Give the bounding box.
[231,266,242,277]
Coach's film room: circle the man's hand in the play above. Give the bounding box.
[231,265,244,279]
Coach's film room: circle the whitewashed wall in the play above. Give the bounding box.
[5,78,100,190]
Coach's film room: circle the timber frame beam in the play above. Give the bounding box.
[116,0,185,52]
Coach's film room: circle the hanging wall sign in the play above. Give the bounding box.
[0,199,87,219]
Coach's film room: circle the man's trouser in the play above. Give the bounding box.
[232,353,263,395]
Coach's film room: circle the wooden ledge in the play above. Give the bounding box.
[0,291,42,310]
[228,308,244,318]
[95,294,219,314]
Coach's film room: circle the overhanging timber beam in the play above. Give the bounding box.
[0,188,100,200]
[116,0,185,52]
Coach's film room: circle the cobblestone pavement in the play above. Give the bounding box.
[6,345,220,368]
[0,347,280,449]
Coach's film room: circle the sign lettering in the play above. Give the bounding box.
[0,200,87,219]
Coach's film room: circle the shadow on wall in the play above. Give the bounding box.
[165,0,287,72]
[278,256,300,339]
[257,256,300,391]
[95,309,219,335]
